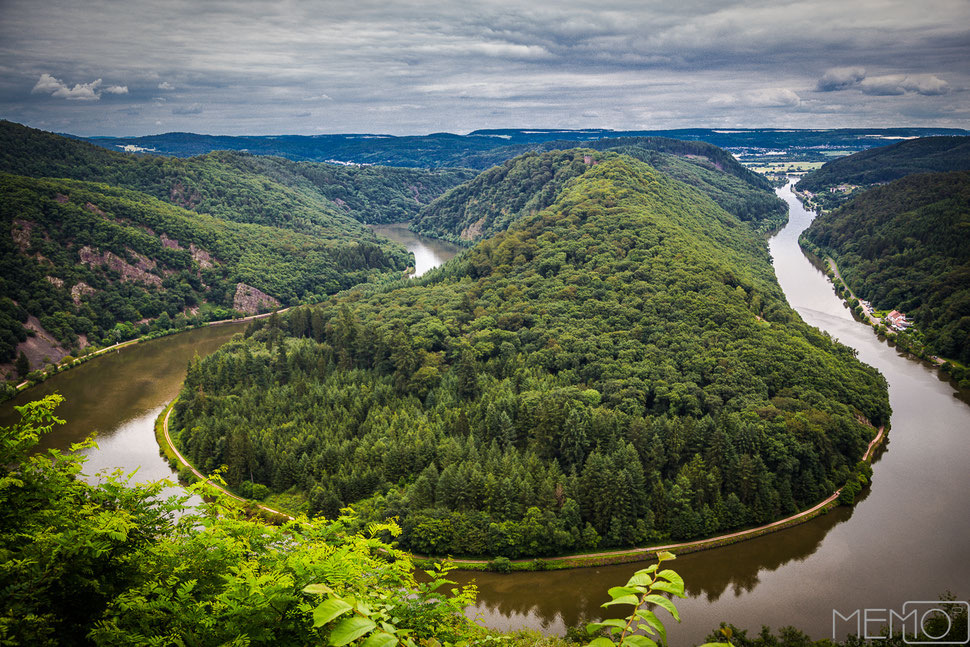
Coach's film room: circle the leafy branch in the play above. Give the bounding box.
[585,551,732,647]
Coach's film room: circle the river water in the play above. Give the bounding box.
[2,195,968,644]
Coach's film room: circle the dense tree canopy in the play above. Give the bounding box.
[801,170,970,364]
[174,155,890,559]
[0,395,483,646]
[411,143,787,245]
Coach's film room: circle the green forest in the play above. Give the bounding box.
[7,396,962,646]
[172,155,890,559]
[801,170,970,366]
[411,141,787,245]
[796,135,970,210]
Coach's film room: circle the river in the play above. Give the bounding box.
[2,196,968,644]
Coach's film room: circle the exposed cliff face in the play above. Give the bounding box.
[233,283,280,314]
[78,246,164,287]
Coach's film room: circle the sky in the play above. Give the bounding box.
[1,0,968,136]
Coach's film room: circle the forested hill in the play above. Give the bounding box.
[0,173,408,371]
[411,142,787,245]
[0,121,471,230]
[801,170,970,365]
[173,155,890,559]
[0,121,435,377]
[796,136,970,209]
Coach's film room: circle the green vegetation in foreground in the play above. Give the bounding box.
[4,397,961,647]
[0,172,408,370]
[801,170,970,371]
[411,140,787,245]
[172,155,890,560]
[795,135,970,211]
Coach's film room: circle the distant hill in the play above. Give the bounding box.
[801,170,970,365]
[796,136,970,210]
[2,121,472,377]
[76,126,968,169]
[411,139,787,245]
[1,121,471,230]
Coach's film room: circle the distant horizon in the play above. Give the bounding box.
[46,123,970,140]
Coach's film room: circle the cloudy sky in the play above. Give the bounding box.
[1,0,968,136]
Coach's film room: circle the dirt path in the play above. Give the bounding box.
[162,399,884,567]
[13,307,292,391]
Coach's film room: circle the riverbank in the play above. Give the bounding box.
[806,250,964,379]
[4,307,293,402]
[158,401,293,522]
[157,393,885,572]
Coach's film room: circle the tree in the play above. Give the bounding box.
[15,351,30,378]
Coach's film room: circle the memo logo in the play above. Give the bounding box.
[833,602,970,645]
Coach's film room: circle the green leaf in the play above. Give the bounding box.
[330,617,378,646]
[361,631,399,647]
[656,570,685,596]
[627,572,654,587]
[304,583,334,595]
[650,581,686,598]
[621,636,659,647]
[634,608,666,644]
[608,586,640,599]
[587,638,618,647]
[603,594,640,607]
[313,598,353,628]
[656,550,676,562]
[644,594,681,622]
[697,643,733,647]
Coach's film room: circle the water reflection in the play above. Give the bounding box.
[370,222,464,277]
[0,323,245,477]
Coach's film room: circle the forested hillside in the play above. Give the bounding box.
[173,155,890,558]
[796,136,970,210]
[1,121,471,231]
[411,141,787,245]
[220,153,476,224]
[801,170,970,365]
[0,122,476,378]
[0,174,408,370]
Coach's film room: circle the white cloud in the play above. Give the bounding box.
[860,74,950,96]
[158,81,175,90]
[816,67,866,92]
[708,88,801,108]
[31,73,125,100]
[815,68,950,96]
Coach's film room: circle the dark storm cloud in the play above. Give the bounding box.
[0,0,967,135]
